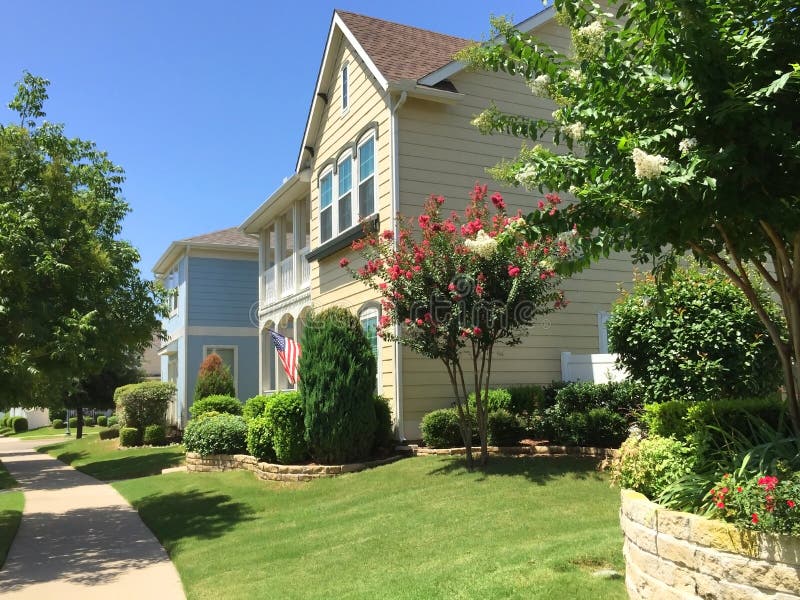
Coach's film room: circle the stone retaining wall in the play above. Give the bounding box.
[407,444,618,458]
[185,452,405,482]
[621,489,800,599]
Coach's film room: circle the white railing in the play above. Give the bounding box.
[299,246,310,287]
[264,265,277,304]
[280,255,294,297]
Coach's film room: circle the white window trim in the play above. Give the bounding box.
[341,62,349,114]
[202,345,239,397]
[318,131,378,245]
[598,312,611,354]
[359,305,381,392]
[166,264,180,317]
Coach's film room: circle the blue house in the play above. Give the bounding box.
[153,228,259,427]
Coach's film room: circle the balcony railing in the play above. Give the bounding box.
[264,265,277,303]
[279,255,294,298]
[299,246,310,287]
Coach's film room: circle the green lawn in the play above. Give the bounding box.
[0,460,23,568]
[114,456,626,600]
[6,425,101,439]
[39,436,185,481]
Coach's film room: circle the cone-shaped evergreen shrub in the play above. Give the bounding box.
[194,353,235,401]
[299,307,376,464]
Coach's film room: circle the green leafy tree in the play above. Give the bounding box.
[608,264,782,403]
[193,353,236,401]
[298,307,377,464]
[460,0,800,430]
[344,186,570,468]
[0,72,165,430]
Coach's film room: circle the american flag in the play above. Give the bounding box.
[270,330,301,385]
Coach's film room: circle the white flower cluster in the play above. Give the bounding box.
[528,74,551,98]
[568,185,580,195]
[632,148,669,179]
[471,110,494,135]
[515,163,539,189]
[573,21,604,58]
[464,229,498,258]
[678,137,697,154]
[562,121,586,141]
[568,68,585,85]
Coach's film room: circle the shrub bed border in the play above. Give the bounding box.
[621,489,800,599]
[185,452,405,482]
[405,444,619,458]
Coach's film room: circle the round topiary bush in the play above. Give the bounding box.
[194,353,235,402]
[299,307,377,464]
[114,381,175,430]
[246,415,274,462]
[51,419,65,429]
[264,391,307,464]
[99,426,120,440]
[119,427,141,447]
[487,409,525,446]
[183,413,247,456]
[69,417,78,428]
[143,424,167,446]
[108,415,119,427]
[97,415,108,427]
[83,416,95,427]
[11,417,28,433]
[421,409,463,448]
[243,395,272,422]
[189,395,242,419]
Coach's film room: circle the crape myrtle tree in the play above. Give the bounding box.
[0,73,165,434]
[460,0,800,430]
[343,185,573,468]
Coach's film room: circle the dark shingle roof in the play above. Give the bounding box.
[179,227,258,249]
[337,10,472,82]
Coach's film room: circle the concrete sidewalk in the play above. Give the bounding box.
[0,436,185,599]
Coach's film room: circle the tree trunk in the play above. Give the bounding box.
[76,404,83,439]
[445,359,474,471]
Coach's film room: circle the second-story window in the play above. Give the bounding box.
[318,131,377,244]
[341,63,349,112]
[166,264,179,314]
[320,171,333,242]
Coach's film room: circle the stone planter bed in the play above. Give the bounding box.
[621,489,800,599]
[185,452,406,482]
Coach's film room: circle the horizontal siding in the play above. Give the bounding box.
[186,335,259,407]
[188,257,259,328]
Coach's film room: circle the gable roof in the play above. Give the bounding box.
[336,11,471,83]
[153,227,258,275]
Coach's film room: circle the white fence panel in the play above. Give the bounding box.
[561,352,627,384]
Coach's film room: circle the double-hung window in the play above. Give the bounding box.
[320,171,333,243]
[318,132,377,244]
[360,306,380,391]
[337,155,352,233]
[358,136,375,218]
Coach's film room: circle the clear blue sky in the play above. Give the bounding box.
[1,1,543,275]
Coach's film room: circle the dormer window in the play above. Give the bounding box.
[341,63,349,112]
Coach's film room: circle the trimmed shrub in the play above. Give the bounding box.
[421,409,463,448]
[612,435,696,499]
[83,416,95,427]
[108,415,119,427]
[299,307,376,464]
[114,381,175,430]
[243,395,272,422]
[608,265,782,402]
[373,395,393,451]
[69,417,78,428]
[183,413,247,456]
[50,408,67,422]
[189,395,242,419]
[119,427,141,447]
[585,408,629,448]
[246,415,274,462]
[508,385,544,415]
[263,391,307,464]
[52,419,65,429]
[11,417,28,433]
[194,353,235,401]
[143,424,167,446]
[468,388,513,414]
[542,381,570,410]
[487,409,525,446]
[97,415,108,427]
[99,426,120,440]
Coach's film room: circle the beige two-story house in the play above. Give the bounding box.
[242,7,635,439]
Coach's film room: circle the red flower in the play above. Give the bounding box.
[490,192,506,210]
[435,195,445,205]
[351,239,365,251]
[537,200,545,210]
[737,487,743,493]
[448,283,456,292]
[379,315,391,329]
[416,318,424,326]
[716,502,725,509]
[508,265,521,278]
[379,283,388,290]
[751,513,759,524]
[418,215,431,228]
[475,285,484,296]
[787,500,796,508]
[473,326,482,336]
[758,476,778,491]
[339,258,349,268]
[381,230,394,241]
